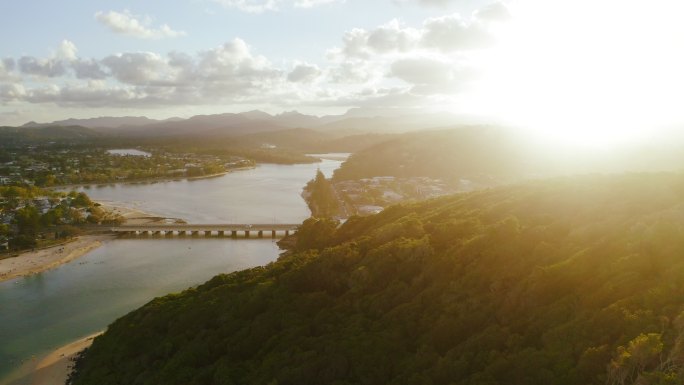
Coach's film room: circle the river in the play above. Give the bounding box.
[69,156,343,223]
[0,154,347,383]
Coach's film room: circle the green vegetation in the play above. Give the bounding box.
[172,142,318,165]
[0,125,101,144]
[333,128,530,183]
[0,187,120,251]
[303,170,341,218]
[71,173,684,385]
[0,144,253,187]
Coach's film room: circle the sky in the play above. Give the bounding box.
[1,0,684,146]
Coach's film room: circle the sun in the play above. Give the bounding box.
[470,0,684,148]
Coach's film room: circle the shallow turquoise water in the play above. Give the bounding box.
[0,238,279,380]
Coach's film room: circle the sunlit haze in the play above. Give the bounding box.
[475,0,684,147]
[5,2,684,384]
[1,0,683,149]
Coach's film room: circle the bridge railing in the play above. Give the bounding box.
[109,223,300,239]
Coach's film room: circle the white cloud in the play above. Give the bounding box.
[24,82,144,107]
[16,40,81,78]
[474,2,511,22]
[196,39,281,86]
[328,60,383,84]
[13,41,108,81]
[211,0,342,12]
[0,83,26,102]
[393,0,457,7]
[18,56,68,78]
[72,59,108,80]
[211,0,281,13]
[391,57,454,85]
[287,63,322,82]
[294,0,341,8]
[3,38,285,107]
[95,10,186,39]
[366,20,420,53]
[0,59,16,80]
[55,40,78,61]
[333,20,421,59]
[390,56,476,94]
[331,9,500,61]
[421,14,494,51]
[101,52,170,85]
[0,1,506,115]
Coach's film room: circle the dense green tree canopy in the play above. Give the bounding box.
[72,174,684,385]
[304,170,341,218]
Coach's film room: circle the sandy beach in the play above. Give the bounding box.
[0,235,114,283]
[96,201,177,225]
[0,202,176,384]
[2,333,102,385]
[0,202,170,284]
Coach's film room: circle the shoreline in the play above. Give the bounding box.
[0,234,114,283]
[0,201,173,284]
[0,201,181,384]
[1,332,102,385]
[49,166,256,191]
[96,201,184,225]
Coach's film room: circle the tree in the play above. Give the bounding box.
[306,170,340,218]
[0,223,10,240]
[9,234,36,249]
[608,333,664,385]
[15,205,40,237]
[295,217,338,251]
[71,192,92,208]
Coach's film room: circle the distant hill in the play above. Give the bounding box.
[71,173,684,385]
[22,116,179,129]
[132,113,288,137]
[318,112,473,134]
[18,110,473,139]
[233,128,397,153]
[0,125,102,142]
[332,127,684,183]
[333,127,535,182]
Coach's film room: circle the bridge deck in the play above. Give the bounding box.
[110,224,299,232]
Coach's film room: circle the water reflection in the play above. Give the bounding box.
[68,158,344,223]
[0,239,279,379]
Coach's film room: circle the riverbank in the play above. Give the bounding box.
[0,157,345,384]
[0,202,171,283]
[0,235,114,283]
[2,332,101,385]
[49,166,256,191]
[96,201,184,225]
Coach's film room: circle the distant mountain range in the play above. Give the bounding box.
[21,116,183,129]
[0,125,104,142]
[16,109,477,138]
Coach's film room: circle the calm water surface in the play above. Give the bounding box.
[0,155,347,382]
[72,157,343,223]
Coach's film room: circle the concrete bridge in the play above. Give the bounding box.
[110,224,299,239]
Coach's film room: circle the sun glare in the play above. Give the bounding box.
[472,0,684,148]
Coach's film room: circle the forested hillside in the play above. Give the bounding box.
[332,127,684,183]
[333,127,533,182]
[71,174,684,385]
[0,125,101,143]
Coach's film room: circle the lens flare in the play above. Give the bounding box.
[471,0,684,148]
